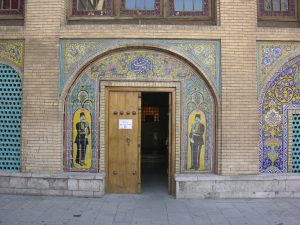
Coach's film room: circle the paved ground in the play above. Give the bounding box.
[0,193,300,225]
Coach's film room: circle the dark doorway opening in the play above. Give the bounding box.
[141,92,169,194]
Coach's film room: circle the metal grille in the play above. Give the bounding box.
[292,114,300,173]
[0,64,21,171]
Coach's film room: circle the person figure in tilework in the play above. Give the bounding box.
[189,114,205,170]
[75,112,90,166]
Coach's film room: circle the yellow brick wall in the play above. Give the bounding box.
[0,0,299,175]
[20,0,64,172]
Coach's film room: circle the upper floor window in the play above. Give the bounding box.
[258,0,296,17]
[170,0,209,16]
[74,0,112,16]
[125,0,155,10]
[0,0,24,15]
[72,0,212,19]
[121,0,160,16]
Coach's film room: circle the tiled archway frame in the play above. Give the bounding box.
[258,45,300,173]
[61,47,219,173]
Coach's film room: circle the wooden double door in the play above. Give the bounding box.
[106,87,174,194]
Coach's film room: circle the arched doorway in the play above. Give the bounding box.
[64,48,217,194]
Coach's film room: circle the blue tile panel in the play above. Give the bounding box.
[259,56,300,173]
[0,64,21,171]
[293,114,300,173]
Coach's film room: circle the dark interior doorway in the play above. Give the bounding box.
[141,92,169,193]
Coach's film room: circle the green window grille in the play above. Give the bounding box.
[0,64,22,171]
[292,114,300,173]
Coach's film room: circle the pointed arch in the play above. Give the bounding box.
[62,47,219,173]
[260,55,300,173]
[60,45,219,105]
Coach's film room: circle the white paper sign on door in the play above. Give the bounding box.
[119,119,133,129]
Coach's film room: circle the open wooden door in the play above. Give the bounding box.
[106,90,141,193]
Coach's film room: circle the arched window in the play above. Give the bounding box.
[0,64,22,171]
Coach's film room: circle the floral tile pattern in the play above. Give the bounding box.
[257,41,300,173]
[59,39,220,96]
[0,40,24,74]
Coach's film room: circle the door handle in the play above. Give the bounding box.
[132,171,136,175]
[126,137,131,146]
[112,171,118,175]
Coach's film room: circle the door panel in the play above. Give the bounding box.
[107,91,140,193]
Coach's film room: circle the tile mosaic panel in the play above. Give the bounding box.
[64,50,215,172]
[0,40,24,74]
[257,42,300,98]
[65,74,99,172]
[259,54,300,173]
[59,39,220,96]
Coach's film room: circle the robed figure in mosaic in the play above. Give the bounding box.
[75,112,90,166]
[189,114,205,170]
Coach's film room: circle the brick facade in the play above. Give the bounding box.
[0,0,299,198]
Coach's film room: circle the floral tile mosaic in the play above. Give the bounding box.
[257,42,300,98]
[0,40,24,74]
[257,41,300,173]
[59,39,220,97]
